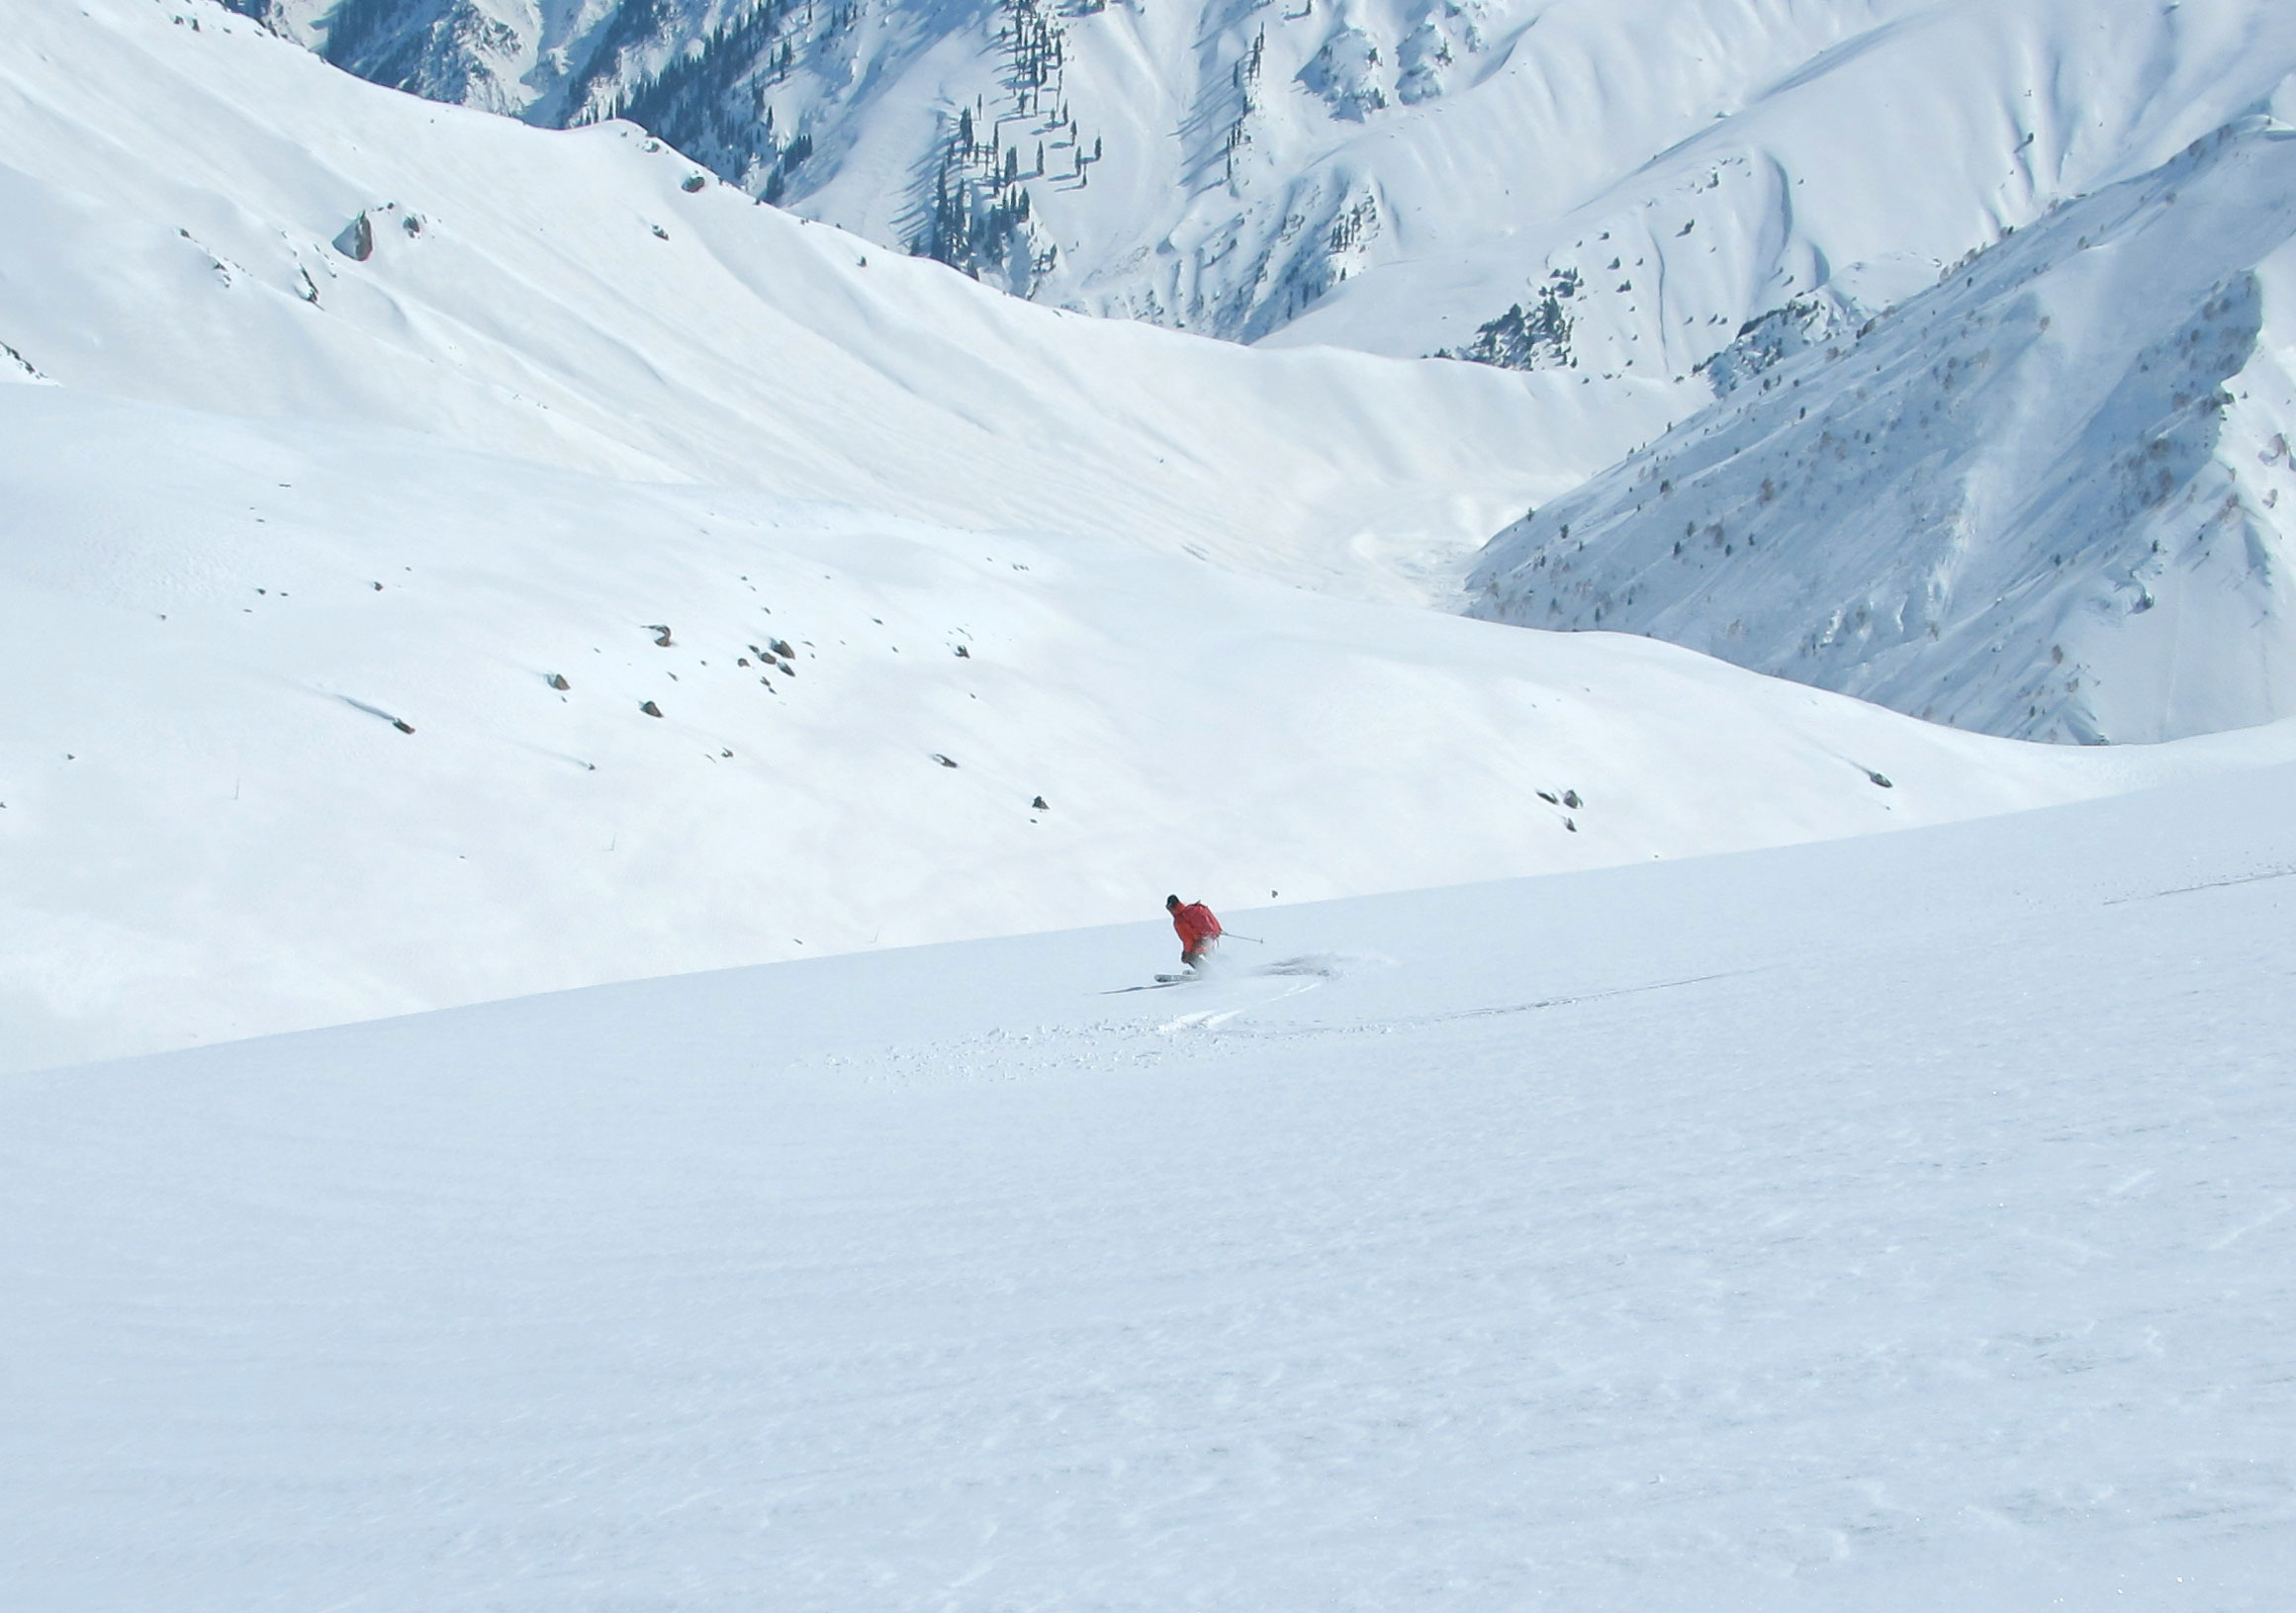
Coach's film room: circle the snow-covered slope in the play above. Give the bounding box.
[2,0,1685,606]
[1272,0,2296,365]
[1471,121,2296,744]
[204,0,2296,746]
[11,0,2296,1074]
[8,759,2296,1607]
[27,382,2280,1075]
[83,0,2296,726]
[255,0,2296,371]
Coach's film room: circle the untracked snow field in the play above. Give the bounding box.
[6,762,2294,1608]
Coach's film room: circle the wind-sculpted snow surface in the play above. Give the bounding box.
[6,765,2296,1607]
[1472,122,2296,744]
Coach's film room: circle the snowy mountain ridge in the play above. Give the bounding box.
[206,0,2296,744]
[243,0,2296,377]
[1470,117,2296,744]
[4,0,1689,607]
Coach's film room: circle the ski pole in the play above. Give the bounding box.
[1225,933,1265,944]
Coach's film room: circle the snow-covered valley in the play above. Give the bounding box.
[7,757,2294,1608]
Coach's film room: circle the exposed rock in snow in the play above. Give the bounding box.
[1438,269,1580,372]
[1299,27,1388,123]
[12,378,2280,1074]
[1697,294,1856,399]
[331,210,373,259]
[0,341,48,384]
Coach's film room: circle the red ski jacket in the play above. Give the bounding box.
[1171,902,1222,952]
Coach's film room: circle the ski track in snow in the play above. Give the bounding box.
[5,764,2295,1608]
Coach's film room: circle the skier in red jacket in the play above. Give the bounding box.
[1166,894,1223,968]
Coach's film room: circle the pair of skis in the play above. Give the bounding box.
[1104,935,1263,993]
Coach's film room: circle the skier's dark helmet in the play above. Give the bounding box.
[1165,894,1181,910]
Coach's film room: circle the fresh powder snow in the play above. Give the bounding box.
[4,761,2293,1607]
